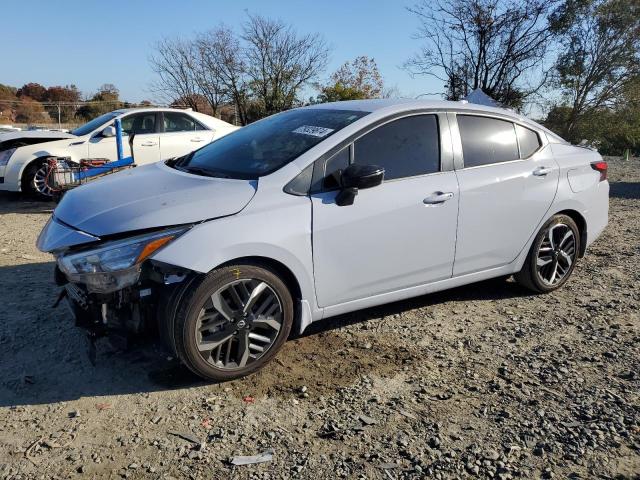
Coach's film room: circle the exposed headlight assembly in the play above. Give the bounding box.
[57,227,188,293]
[0,148,16,167]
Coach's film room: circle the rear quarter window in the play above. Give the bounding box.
[458,115,519,168]
[516,124,542,158]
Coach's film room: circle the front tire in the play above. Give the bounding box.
[171,264,294,381]
[515,214,580,293]
[22,160,54,200]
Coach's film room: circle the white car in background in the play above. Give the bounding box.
[0,108,238,198]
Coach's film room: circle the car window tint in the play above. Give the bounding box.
[516,124,541,158]
[353,115,440,180]
[323,146,350,189]
[164,112,203,132]
[458,115,519,167]
[120,113,156,135]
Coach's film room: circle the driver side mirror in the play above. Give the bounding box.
[336,164,385,206]
[101,125,116,137]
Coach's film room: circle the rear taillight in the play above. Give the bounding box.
[591,161,608,181]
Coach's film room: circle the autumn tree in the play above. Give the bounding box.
[45,84,82,123]
[16,83,47,102]
[0,84,18,122]
[76,84,123,120]
[316,56,385,102]
[15,97,48,123]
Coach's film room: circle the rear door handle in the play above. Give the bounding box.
[190,137,205,142]
[423,191,454,205]
[141,141,157,147]
[533,166,552,176]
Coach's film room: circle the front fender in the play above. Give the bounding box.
[152,191,318,316]
[6,141,89,191]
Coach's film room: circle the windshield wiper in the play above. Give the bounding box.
[180,165,231,178]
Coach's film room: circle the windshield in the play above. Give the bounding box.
[70,112,119,136]
[177,109,369,179]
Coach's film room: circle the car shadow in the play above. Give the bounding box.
[609,181,640,200]
[300,276,527,338]
[0,261,528,408]
[0,192,55,215]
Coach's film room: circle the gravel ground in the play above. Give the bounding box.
[0,157,638,479]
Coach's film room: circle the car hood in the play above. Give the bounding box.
[52,162,258,238]
[0,130,76,146]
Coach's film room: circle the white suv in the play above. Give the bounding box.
[0,107,238,198]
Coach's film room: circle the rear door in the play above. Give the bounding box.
[159,111,214,160]
[451,113,559,276]
[311,113,459,307]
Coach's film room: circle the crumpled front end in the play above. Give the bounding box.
[37,216,198,352]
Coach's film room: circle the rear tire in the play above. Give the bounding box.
[171,264,293,381]
[515,214,580,293]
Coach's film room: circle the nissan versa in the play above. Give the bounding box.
[36,99,609,381]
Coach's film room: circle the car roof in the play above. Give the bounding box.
[304,98,517,117]
[111,107,199,115]
[110,107,236,129]
[303,98,562,142]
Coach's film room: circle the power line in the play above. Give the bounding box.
[0,99,158,107]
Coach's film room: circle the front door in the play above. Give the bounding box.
[452,114,559,276]
[88,112,161,165]
[311,114,459,307]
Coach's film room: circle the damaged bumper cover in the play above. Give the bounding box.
[38,217,198,346]
[54,260,194,344]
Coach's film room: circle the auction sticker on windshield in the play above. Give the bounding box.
[292,125,334,138]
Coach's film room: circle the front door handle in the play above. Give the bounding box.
[423,191,454,205]
[190,137,205,142]
[140,141,158,147]
[533,166,552,176]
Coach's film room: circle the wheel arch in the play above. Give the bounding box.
[554,209,588,257]
[19,155,53,184]
[214,255,305,334]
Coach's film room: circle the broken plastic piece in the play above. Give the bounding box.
[230,449,274,466]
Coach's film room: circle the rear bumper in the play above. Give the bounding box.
[586,180,609,248]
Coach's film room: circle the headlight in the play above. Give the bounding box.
[0,148,16,167]
[58,227,188,293]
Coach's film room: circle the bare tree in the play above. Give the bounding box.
[193,31,230,117]
[197,26,250,124]
[554,0,640,137]
[405,0,563,108]
[242,14,330,116]
[149,14,330,123]
[149,38,201,111]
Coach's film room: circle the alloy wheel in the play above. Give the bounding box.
[195,279,283,370]
[32,164,54,198]
[536,223,576,286]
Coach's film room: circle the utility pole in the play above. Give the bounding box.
[57,103,61,130]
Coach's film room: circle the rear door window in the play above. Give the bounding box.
[163,112,204,132]
[458,115,519,168]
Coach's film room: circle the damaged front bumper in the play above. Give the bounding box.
[38,217,198,351]
[54,260,198,357]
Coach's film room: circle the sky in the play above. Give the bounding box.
[0,0,444,103]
